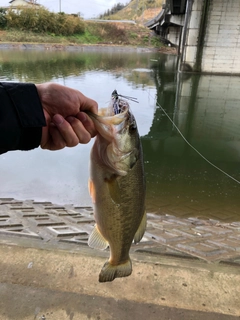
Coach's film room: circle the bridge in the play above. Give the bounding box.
[146,0,240,74]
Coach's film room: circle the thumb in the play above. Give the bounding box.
[53,114,64,126]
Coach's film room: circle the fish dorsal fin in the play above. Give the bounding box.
[88,225,109,250]
[134,210,147,244]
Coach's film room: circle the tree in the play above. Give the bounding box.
[0,8,7,29]
[99,2,127,18]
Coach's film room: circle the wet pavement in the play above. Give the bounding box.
[1,198,240,266]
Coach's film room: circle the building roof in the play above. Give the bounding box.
[9,0,39,4]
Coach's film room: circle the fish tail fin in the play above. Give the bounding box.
[99,259,132,283]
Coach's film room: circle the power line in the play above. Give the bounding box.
[39,0,121,9]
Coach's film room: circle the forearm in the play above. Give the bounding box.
[0,82,46,154]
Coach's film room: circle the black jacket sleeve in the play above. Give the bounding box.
[0,82,46,154]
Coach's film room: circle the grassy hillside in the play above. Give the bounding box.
[102,0,163,24]
[0,21,164,48]
[0,1,176,52]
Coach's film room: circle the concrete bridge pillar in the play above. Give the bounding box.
[181,0,240,74]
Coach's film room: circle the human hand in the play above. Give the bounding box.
[36,83,98,150]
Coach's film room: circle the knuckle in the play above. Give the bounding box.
[57,141,67,150]
[80,134,91,144]
[67,137,79,147]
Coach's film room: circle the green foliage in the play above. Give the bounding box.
[130,32,138,39]
[0,8,7,14]
[0,18,164,49]
[69,30,101,44]
[4,7,85,35]
[0,8,7,28]
[150,35,163,47]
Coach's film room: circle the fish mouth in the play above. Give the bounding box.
[85,91,136,140]
[111,91,137,130]
[86,97,129,128]
[112,90,129,116]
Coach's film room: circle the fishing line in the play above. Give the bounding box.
[155,100,240,185]
[114,90,239,184]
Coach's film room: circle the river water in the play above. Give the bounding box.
[0,47,240,221]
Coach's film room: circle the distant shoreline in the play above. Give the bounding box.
[0,42,177,54]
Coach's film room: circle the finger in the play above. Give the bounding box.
[48,123,67,150]
[66,116,92,144]
[53,114,79,147]
[79,94,98,114]
[75,112,97,138]
[41,123,67,150]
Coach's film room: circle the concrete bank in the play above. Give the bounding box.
[1,199,240,319]
[0,42,176,54]
[0,236,240,319]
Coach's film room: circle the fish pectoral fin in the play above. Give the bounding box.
[134,210,147,244]
[99,259,132,283]
[88,225,109,250]
[107,176,122,204]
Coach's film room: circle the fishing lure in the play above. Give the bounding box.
[111,90,138,115]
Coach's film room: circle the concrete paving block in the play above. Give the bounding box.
[207,238,240,252]
[176,241,228,259]
[195,225,233,235]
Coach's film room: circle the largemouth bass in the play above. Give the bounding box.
[87,91,146,283]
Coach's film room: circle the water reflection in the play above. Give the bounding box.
[143,63,240,221]
[0,48,157,206]
[0,48,155,82]
[0,48,240,221]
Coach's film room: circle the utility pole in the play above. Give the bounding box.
[142,0,145,24]
[142,4,144,24]
[59,0,61,12]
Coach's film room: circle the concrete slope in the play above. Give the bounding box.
[0,237,240,319]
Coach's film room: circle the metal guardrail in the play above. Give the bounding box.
[144,9,165,29]
[85,19,136,25]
